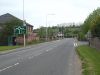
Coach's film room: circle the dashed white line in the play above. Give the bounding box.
[29,56,34,59]
[0,63,19,72]
[46,49,50,51]
[34,53,42,56]
[46,48,53,52]
[14,63,19,66]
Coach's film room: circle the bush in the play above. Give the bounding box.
[78,32,86,41]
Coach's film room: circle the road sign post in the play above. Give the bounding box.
[14,26,26,35]
[14,26,26,46]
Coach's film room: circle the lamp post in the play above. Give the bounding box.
[46,15,48,41]
[23,0,26,47]
[45,14,56,41]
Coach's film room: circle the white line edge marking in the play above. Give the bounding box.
[0,63,19,72]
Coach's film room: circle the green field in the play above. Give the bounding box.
[76,45,100,75]
[0,46,21,52]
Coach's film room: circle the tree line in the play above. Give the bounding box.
[34,25,80,40]
[82,7,100,38]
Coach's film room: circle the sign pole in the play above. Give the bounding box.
[23,0,26,47]
[24,33,26,47]
[23,22,26,47]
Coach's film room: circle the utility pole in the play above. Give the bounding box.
[46,15,48,41]
[45,14,56,41]
[23,0,26,47]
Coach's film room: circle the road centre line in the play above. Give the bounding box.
[28,56,34,59]
[29,48,53,58]
[19,45,59,60]
[46,48,53,52]
[0,63,19,72]
[34,52,42,56]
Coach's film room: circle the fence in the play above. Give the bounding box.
[90,37,100,50]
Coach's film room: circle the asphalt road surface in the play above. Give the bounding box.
[0,38,81,75]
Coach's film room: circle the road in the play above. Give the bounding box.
[0,38,81,75]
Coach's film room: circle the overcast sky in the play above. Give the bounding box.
[0,0,100,28]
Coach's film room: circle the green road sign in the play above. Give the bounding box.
[14,26,26,35]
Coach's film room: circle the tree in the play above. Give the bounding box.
[82,7,100,35]
[82,7,100,37]
[91,17,100,37]
[37,27,46,39]
[0,19,23,45]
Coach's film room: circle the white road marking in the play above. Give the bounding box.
[74,43,78,47]
[57,40,60,42]
[46,48,53,52]
[46,50,49,52]
[14,63,19,66]
[34,53,42,56]
[0,63,19,72]
[29,48,53,58]
[76,43,77,46]
[29,56,34,59]
[74,43,75,46]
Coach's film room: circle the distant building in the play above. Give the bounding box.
[57,32,64,39]
[0,13,37,45]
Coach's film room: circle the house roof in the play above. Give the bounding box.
[0,13,33,27]
[0,13,18,24]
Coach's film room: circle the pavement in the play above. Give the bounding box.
[0,38,81,75]
[78,41,88,46]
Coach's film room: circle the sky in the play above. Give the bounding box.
[0,0,100,29]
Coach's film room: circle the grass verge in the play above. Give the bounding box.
[0,40,45,52]
[0,46,21,52]
[76,45,100,75]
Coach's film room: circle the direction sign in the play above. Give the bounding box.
[14,26,26,35]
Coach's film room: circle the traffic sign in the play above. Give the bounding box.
[14,26,26,35]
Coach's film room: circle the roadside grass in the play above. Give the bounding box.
[76,45,100,75]
[0,40,45,52]
[0,46,21,52]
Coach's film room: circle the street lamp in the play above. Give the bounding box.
[23,0,26,47]
[45,14,56,41]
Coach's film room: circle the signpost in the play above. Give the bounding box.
[14,25,26,46]
[14,26,26,35]
[13,0,26,47]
